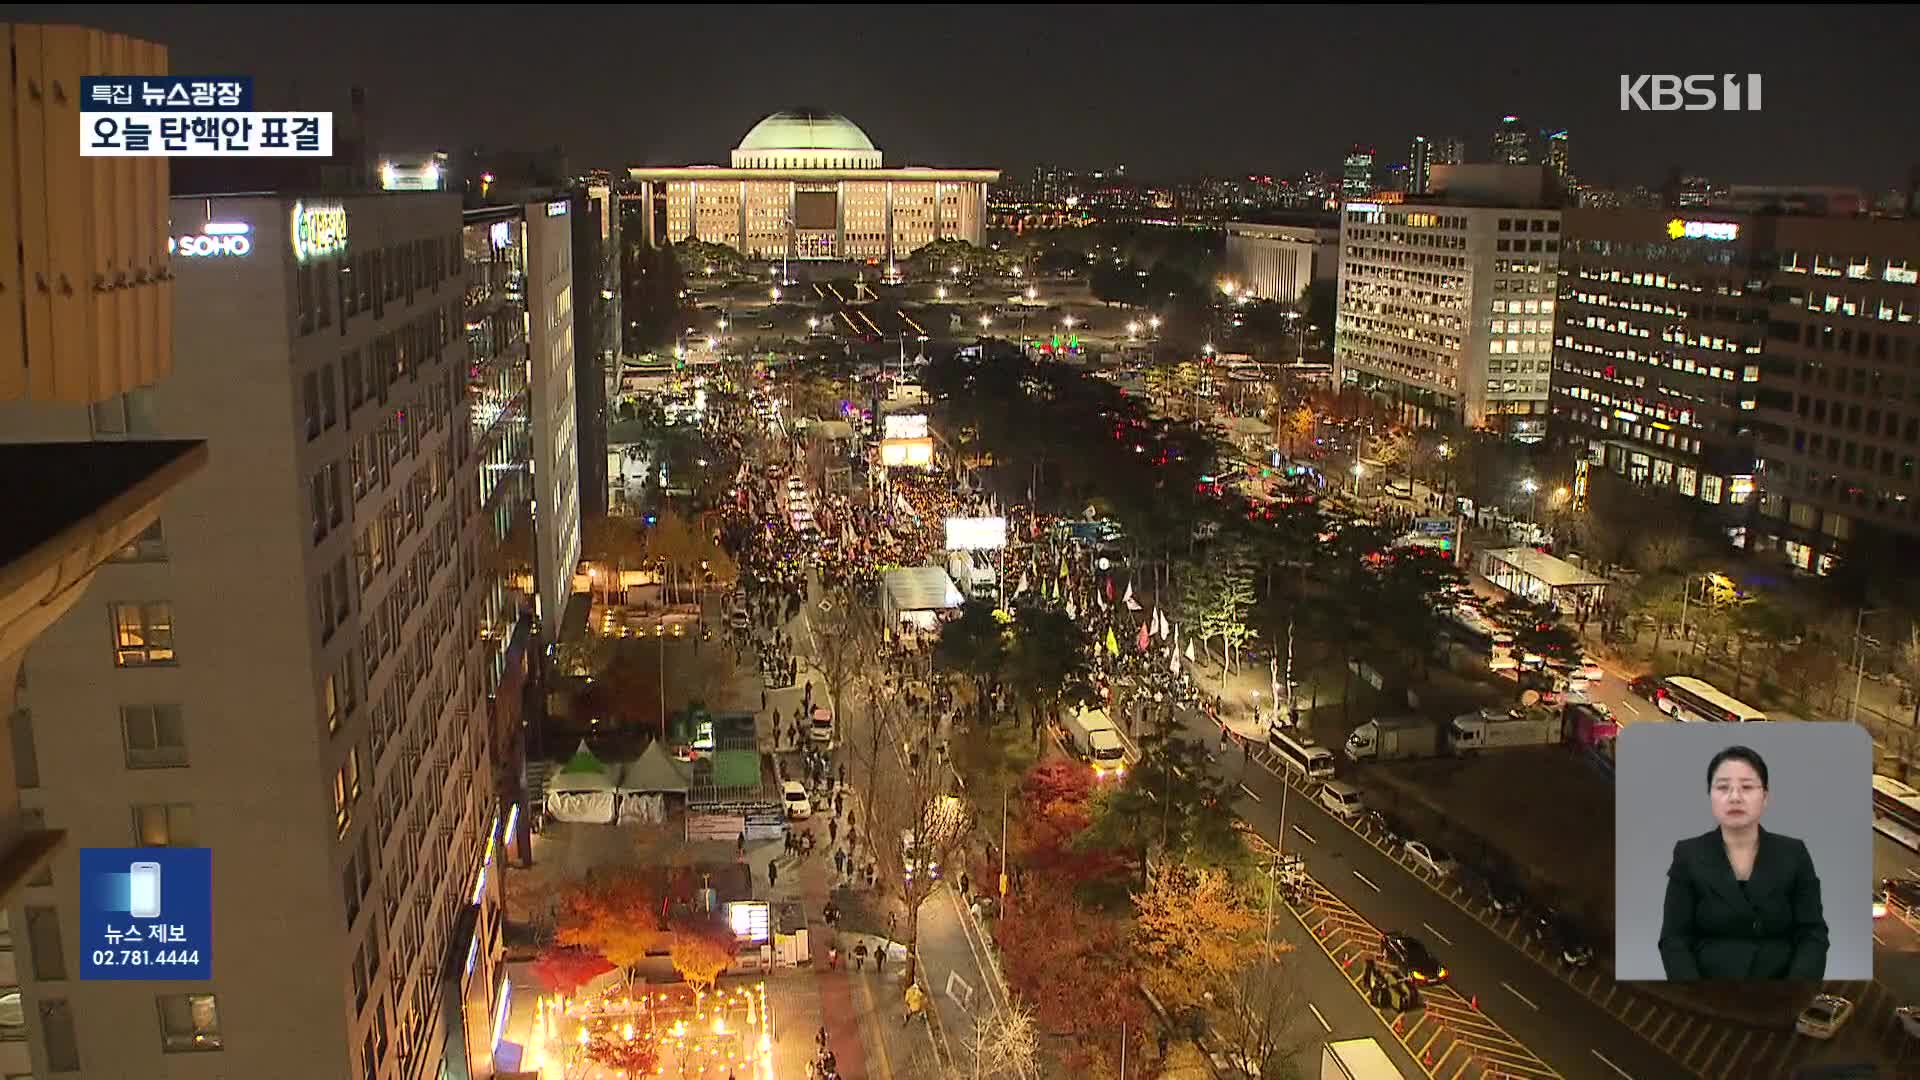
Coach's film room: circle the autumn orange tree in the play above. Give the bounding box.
[1131,862,1261,1014]
[584,1019,661,1077]
[668,915,739,990]
[530,945,614,997]
[554,870,667,985]
[1014,759,1128,901]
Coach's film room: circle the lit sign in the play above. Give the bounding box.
[883,414,928,439]
[880,438,934,468]
[168,221,252,258]
[727,901,770,944]
[944,516,1008,552]
[290,200,348,261]
[1666,218,1739,241]
[547,200,569,217]
[489,221,513,249]
[1346,202,1381,214]
[1613,409,1640,422]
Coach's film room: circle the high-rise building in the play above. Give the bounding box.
[1542,130,1572,187]
[628,108,999,263]
[1550,207,1920,573]
[571,180,621,519]
[1341,145,1377,201]
[1437,136,1467,167]
[1409,137,1433,196]
[3,191,531,1079]
[1549,208,1767,528]
[1334,166,1562,438]
[1492,115,1531,165]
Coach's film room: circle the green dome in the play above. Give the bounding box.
[737,108,875,153]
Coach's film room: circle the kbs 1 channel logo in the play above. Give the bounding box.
[81,75,333,157]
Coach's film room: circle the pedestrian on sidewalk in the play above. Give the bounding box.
[737,830,746,857]
[828,818,839,845]
[768,861,779,889]
[833,790,845,818]
[834,847,847,876]
[853,941,868,972]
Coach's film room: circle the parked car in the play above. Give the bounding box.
[1402,840,1458,878]
[1545,919,1594,969]
[1882,875,1920,913]
[1380,932,1448,985]
[1629,675,1665,702]
[1795,994,1854,1040]
[1483,877,1526,918]
[782,780,812,819]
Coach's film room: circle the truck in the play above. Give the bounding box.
[1060,706,1131,781]
[946,550,997,601]
[1321,1037,1405,1080]
[1344,715,1442,762]
[1449,707,1565,752]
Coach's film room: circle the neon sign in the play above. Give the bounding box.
[1666,218,1739,241]
[169,221,252,258]
[290,200,348,261]
[546,200,569,217]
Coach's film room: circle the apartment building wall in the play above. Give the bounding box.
[3,192,511,1080]
[524,203,581,628]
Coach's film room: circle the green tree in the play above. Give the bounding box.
[1728,596,1796,698]
[1088,709,1244,884]
[1006,603,1096,732]
[933,600,1010,725]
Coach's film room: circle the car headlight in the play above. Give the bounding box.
[1436,968,1447,979]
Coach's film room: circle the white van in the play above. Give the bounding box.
[1318,780,1365,819]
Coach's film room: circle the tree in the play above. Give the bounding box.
[1513,617,1582,665]
[553,631,616,679]
[813,586,879,720]
[1005,603,1096,732]
[965,1004,1041,1080]
[644,511,701,602]
[1132,862,1261,1014]
[934,600,1010,725]
[583,1021,661,1077]
[994,876,1140,1038]
[621,237,690,353]
[530,945,615,997]
[1635,527,1704,576]
[1180,544,1258,670]
[1728,595,1796,698]
[581,514,648,602]
[553,871,667,984]
[1216,954,1315,1080]
[668,916,739,990]
[1087,709,1243,882]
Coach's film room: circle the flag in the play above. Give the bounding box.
[1066,597,1077,620]
[1149,606,1161,639]
[1171,636,1181,675]
[1136,621,1150,652]
[1105,627,1120,657]
[1105,577,1116,601]
[1059,554,1068,579]
[1097,592,1108,611]
[1185,639,1197,662]
[1122,581,1134,606]
[1016,570,1030,597]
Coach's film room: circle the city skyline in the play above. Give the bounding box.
[12,4,1919,188]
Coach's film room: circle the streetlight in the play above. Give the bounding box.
[1126,321,1139,341]
[770,286,781,301]
[1063,315,1076,331]
[1149,315,1162,333]
[979,314,992,332]
[936,286,946,301]
[806,317,819,331]
[1852,608,1887,726]
[1521,477,1539,524]
[1351,462,1365,495]
[1025,286,1038,302]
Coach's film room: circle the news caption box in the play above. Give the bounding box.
[78,848,213,981]
[80,75,331,157]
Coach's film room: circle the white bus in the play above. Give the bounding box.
[1656,676,1769,724]
[1873,775,1920,837]
[1267,727,1336,781]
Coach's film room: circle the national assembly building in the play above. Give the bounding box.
[627,107,999,264]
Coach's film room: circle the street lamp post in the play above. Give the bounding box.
[1852,608,1884,726]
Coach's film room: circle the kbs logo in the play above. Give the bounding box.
[1619,74,1763,112]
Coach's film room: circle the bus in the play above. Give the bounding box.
[1267,727,1336,781]
[1872,775,1920,838]
[1656,676,1769,724]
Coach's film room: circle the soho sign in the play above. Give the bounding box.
[1666,218,1741,242]
[290,200,349,261]
[168,222,252,258]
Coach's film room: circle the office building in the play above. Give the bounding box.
[1341,145,1376,201]
[1549,208,1768,532]
[1436,136,1467,167]
[1409,137,1433,196]
[465,202,582,630]
[5,191,530,1080]
[1750,215,1920,571]
[571,180,620,519]
[1223,218,1341,303]
[1493,115,1531,165]
[1334,166,1562,438]
[627,108,999,263]
[1542,130,1572,187]
[0,25,207,1080]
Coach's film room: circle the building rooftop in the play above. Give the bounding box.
[1480,547,1608,589]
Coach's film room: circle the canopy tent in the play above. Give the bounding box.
[546,741,617,823]
[881,567,963,614]
[618,740,692,794]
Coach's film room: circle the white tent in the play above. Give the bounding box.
[618,740,692,794]
[546,742,616,824]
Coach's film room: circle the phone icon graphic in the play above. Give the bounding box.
[129,862,162,919]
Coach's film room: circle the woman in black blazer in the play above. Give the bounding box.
[1658,744,1828,981]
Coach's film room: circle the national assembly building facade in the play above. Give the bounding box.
[627,108,999,264]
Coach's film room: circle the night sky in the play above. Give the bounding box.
[14,4,1920,188]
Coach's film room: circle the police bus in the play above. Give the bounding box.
[1656,676,1769,723]
[1267,727,1336,781]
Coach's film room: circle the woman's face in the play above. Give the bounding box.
[1710,759,1768,829]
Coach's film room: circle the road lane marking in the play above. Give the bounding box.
[1352,871,1380,892]
[1501,981,1538,1010]
[1618,699,1641,718]
[1238,783,1261,802]
[1873,931,1885,946]
[1421,922,1454,946]
[1591,1050,1634,1080]
[1292,824,1317,845]
[1307,1002,1330,1032]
